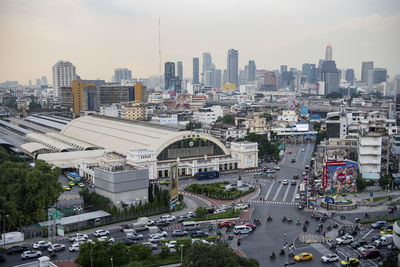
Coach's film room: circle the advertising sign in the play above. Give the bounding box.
[309,114,321,120]
[325,196,335,204]
[57,225,64,237]
[170,163,179,203]
[300,105,308,115]
[322,166,327,188]
[323,160,358,192]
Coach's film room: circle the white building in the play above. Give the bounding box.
[151,114,178,125]
[99,105,120,118]
[358,132,382,180]
[278,110,298,123]
[193,105,223,124]
[230,141,258,169]
[52,61,77,98]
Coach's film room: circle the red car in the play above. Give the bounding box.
[219,221,236,227]
[362,249,380,259]
[244,223,257,230]
[288,151,292,154]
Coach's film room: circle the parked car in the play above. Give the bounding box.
[47,243,65,252]
[97,236,115,243]
[350,240,368,249]
[74,237,89,244]
[295,194,300,200]
[128,233,144,240]
[291,159,296,163]
[236,203,248,209]
[380,228,393,235]
[371,221,387,229]
[122,238,137,246]
[370,233,382,241]
[119,224,130,231]
[166,240,177,249]
[172,229,188,237]
[358,245,376,252]
[321,254,339,263]
[142,242,158,250]
[32,241,52,249]
[219,221,236,227]
[361,249,380,259]
[68,233,88,242]
[7,246,29,255]
[149,236,165,243]
[336,235,354,245]
[155,220,170,227]
[21,250,42,260]
[69,243,80,252]
[160,215,176,222]
[244,223,257,230]
[178,215,191,222]
[187,211,195,217]
[94,230,110,237]
[190,231,209,238]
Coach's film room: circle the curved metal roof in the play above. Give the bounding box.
[26,133,76,152]
[21,142,54,154]
[61,116,230,156]
[46,132,100,150]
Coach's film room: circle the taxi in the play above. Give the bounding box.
[160,179,169,185]
[294,252,313,262]
[68,180,75,186]
[380,228,393,235]
[78,182,85,188]
[63,185,71,191]
[340,258,359,266]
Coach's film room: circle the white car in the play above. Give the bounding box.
[236,203,248,210]
[32,241,52,249]
[149,236,165,243]
[21,250,42,259]
[321,254,339,263]
[149,231,168,238]
[295,194,300,200]
[166,240,176,249]
[187,211,195,217]
[97,236,115,243]
[282,180,289,185]
[336,235,354,245]
[214,208,225,214]
[94,229,110,237]
[274,166,280,170]
[69,243,80,252]
[358,245,375,252]
[161,215,176,222]
[74,237,89,244]
[191,239,210,245]
[47,243,65,252]
[68,233,88,242]
[302,148,305,152]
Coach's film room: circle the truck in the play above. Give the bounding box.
[374,234,393,247]
[65,172,81,184]
[0,231,24,245]
[132,222,148,232]
[148,226,167,238]
[137,217,154,226]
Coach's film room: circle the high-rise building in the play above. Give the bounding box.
[345,69,355,84]
[193,58,199,84]
[214,69,222,89]
[52,60,77,98]
[41,76,48,86]
[133,82,145,102]
[177,61,183,81]
[114,68,132,83]
[247,60,256,81]
[368,68,387,87]
[262,71,277,91]
[202,52,212,74]
[301,63,318,83]
[325,44,332,61]
[227,49,239,88]
[204,70,214,87]
[361,61,374,83]
[70,80,97,117]
[320,60,340,95]
[164,62,175,89]
[36,78,41,86]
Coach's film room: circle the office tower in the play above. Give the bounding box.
[325,44,332,61]
[214,69,222,89]
[222,69,227,85]
[71,80,97,117]
[345,69,355,84]
[36,79,41,86]
[302,63,317,83]
[204,71,214,87]
[193,58,199,84]
[263,71,278,91]
[247,60,256,81]
[202,52,212,74]
[361,61,374,83]
[132,82,145,102]
[164,62,175,89]
[177,61,183,81]
[227,49,239,87]
[368,68,387,87]
[320,60,340,95]
[52,61,77,98]
[114,68,132,83]
[41,76,48,86]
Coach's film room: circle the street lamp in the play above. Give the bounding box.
[74,206,83,232]
[180,244,184,264]
[110,257,114,267]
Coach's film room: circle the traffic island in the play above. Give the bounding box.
[320,200,357,211]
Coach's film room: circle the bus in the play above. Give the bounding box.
[196,171,219,180]
[65,172,81,184]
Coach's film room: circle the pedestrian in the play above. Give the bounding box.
[323,231,326,237]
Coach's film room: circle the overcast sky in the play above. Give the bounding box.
[0,0,399,84]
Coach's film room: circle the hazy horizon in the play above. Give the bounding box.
[0,0,399,85]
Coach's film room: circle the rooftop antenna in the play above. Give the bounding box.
[158,17,161,78]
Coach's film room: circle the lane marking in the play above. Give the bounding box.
[265,181,275,200]
[291,184,299,202]
[272,182,283,201]
[362,229,374,240]
[282,184,291,202]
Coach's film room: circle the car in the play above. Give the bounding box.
[48,243,65,252]
[172,229,188,237]
[192,239,211,245]
[302,148,305,152]
[214,208,225,214]
[321,254,339,263]
[220,204,233,210]
[293,174,299,179]
[149,236,165,243]
[122,238,137,246]
[97,236,115,243]
[69,243,80,252]
[155,219,170,227]
[336,235,354,245]
[73,237,90,244]
[358,244,375,252]
[295,194,300,200]
[291,159,296,163]
[282,180,289,185]
[361,248,380,259]
[350,240,368,249]
[370,233,382,241]
[142,242,158,250]
[160,179,169,185]
[371,221,388,229]
[302,171,307,176]
[94,229,110,237]
[288,151,292,154]
[380,228,393,235]
[160,215,176,222]
[119,224,130,231]
[68,180,75,186]
[166,240,177,249]
[33,240,52,249]
[291,181,296,185]
[62,185,71,191]
[129,233,144,240]
[187,211,195,217]
[68,233,88,242]
[294,252,313,262]
[190,231,209,238]
[244,223,257,230]
[78,182,85,188]
[178,215,191,222]
[340,258,359,266]
[236,203,248,210]
[274,166,280,170]
[21,250,42,260]
[7,246,29,255]
[219,221,236,227]
[149,231,168,238]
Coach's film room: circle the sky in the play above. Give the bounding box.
[0,0,399,85]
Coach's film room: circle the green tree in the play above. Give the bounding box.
[325,92,343,99]
[356,176,367,192]
[236,133,279,160]
[76,240,109,267]
[379,175,393,190]
[315,130,326,145]
[178,193,184,203]
[216,115,235,125]
[261,112,273,121]
[312,122,321,132]
[186,121,202,130]
[110,241,129,265]
[195,206,206,218]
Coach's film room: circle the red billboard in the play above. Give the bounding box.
[322,166,327,188]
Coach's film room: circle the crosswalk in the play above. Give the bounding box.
[248,199,298,206]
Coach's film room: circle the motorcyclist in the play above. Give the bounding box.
[270,252,276,258]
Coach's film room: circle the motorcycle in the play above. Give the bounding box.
[267,216,272,222]
[270,252,276,259]
[296,219,301,225]
[287,218,292,223]
[280,249,285,255]
[282,217,287,222]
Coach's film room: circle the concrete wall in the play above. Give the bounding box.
[94,168,149,193]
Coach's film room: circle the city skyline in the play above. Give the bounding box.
[0,0,399,84]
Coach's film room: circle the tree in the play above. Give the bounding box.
[195,207,206,218]
[315,130,326,145]
[236,133,279,160]
[178,193,184,203]
[261,112,273,121]
[110,241,129,265]
[356,176,367,192]
[312,122,321,132]
[325,92,343,99]
[379,175,393,190]
[76,240,110,267]
[186,121,202,130]
[216,115,235,125]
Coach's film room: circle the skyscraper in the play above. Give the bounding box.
[361,61,374,83]
[227,49,239,87]
[177,61,183,81]
[368,68,387,87]
[36,79,41,86]
[164,62,175,89]
[204,70,214,87]
[193,58,199,84]
[325,44,333,61]
[202,52,212,74]
[52,60,77,98]
[114,68,132,83]
[247,60,256,81]
[320,60,340,95]
[41,76,48,86]
[345,69,355,84]
[214,69,222,89]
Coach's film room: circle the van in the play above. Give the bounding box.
[234,225,252,234]
[137,217,154,226]
[132,222,148,232]
[183,221,200,231]
[374,234,393,247]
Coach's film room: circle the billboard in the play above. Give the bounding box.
[300,105,308,115]
[309,114,321,120]
[323,160,358,192]
[170,163,179,203]
[293,124,309,132]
